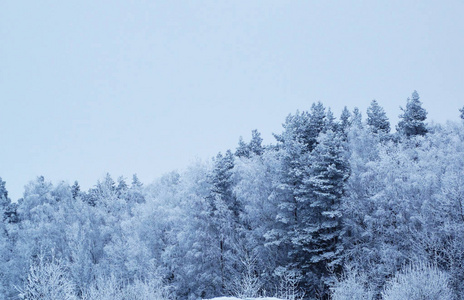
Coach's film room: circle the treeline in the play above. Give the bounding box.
[1,91,463,299]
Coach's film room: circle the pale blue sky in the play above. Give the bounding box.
[1,1,463,200]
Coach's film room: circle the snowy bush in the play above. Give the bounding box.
[274,268,305,300]
[381,263,453,300]
[229,254,263,298]
[17,255,76,300]
[82,274,122,300]
[330,266,373,300]
[83,274,172,300]
[123,277,173,300]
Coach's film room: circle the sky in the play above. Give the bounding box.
[1,1,464,201]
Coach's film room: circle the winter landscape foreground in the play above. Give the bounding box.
[1,92,463,299]
[206,298,281,300]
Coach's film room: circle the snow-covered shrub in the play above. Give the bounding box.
[82,274,122,300]
[124,277,172,300]
[17,255,76,300]
[229,254,262,298]
[274,267,305,300]
[330,266,373,300]
[381,263,453,300]
[83,274,171,300]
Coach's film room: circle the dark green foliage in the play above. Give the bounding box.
[367,100,390,135]
[351,107,362,128]
[71,181,81,200]
[235,130,264,158]
[325,108,337,132]
[0,178,15,223]
[397,91,428,137]
[235,137,250,158]
[307,102,327,151]
[249,129,264,156]
[294,131,348,293]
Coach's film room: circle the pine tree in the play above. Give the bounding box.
[307,102,327,151]
[459,106,464,120]
[208,150,240,291]
[236,130,264,158]
[0,178,13,297]
[367,100,390,135]
[339,106,352,136]
[351,107,363,128]
[397,91,428,137]
[131,174,143,188]
[273,104,345,293]
[249,129,264,156]
[235,137,250,158]
[271,111,312,278]
[0,178,16,224]
[116,176,128,198]
[326,108,337,132]
[294,131,348,293]
[210,150,237,217]
[71,181,81,200]
[126,174,145,205]
[0,178,10,221]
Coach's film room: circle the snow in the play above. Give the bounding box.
[205,297,282,300]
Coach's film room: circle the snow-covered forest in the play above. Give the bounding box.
[1,91,463,299]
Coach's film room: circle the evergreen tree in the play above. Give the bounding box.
[0,178,16,224]
[459,106,464,120]
[71,181,81,200]
[325,108,337,132]
[367,100,390,135]
[0,178,10,221]
[294,131,348,294]
[339,106,351,135]
[235,137,250,158]
[351,107,363,128]
[307,102,327,151]
[235,130,264,158]
[249,129,264,156]
[116,176,128,198]
[273,104,343,294]
[397,91,428,137]
[271,111,312,280]
[208,150,240,291]
[131,174,143,188]
[0,178,8,203]
[126,174,145,205]
[210,150,237,217]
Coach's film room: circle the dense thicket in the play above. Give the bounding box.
[1,91,463,299]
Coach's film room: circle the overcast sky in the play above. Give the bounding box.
[1,1,463,200]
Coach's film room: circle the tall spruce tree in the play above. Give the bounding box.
[397,91,428,137]
[273,104,348,294]
[339,106,352,137]
[0,177,12,297]
[307,102,327,151]
[351,107,363,128]
[0,178,10,221]
[295,130,348,294]
[325,108,337,132]
[249,129,264,156]
[235,129,264,158]
[210,150,237,218]
[208,150,240,291]
[367,100,390,135]
[235,137,250,158]
[71,181,81,200]
[271,111,312,280]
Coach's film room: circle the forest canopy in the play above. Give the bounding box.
[1,91,463,300]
